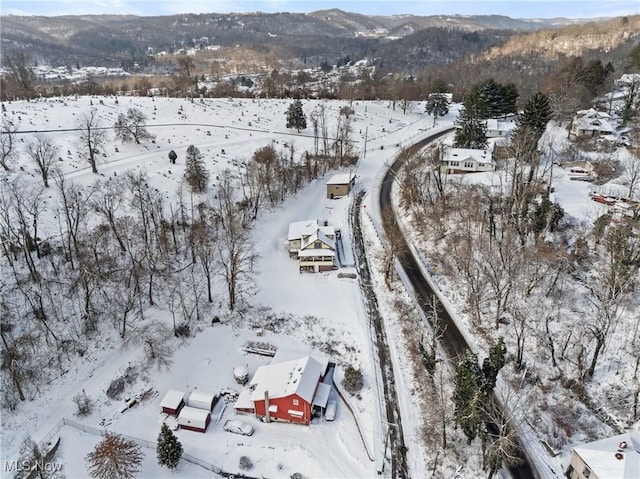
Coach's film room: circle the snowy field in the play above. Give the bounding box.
[1,95,452,478]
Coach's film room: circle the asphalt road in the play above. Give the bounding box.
[378,129,537,479]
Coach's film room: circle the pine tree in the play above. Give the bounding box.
[286,99,307,132]
[168,149,177,164]
[425,93,450,126]
[157,423,183,469]
[453,351,484,443]
[454,107,487,149]
[184,144,209,193]
[515,92,552,139]
[86,432,143,479]
[481,337,507,395]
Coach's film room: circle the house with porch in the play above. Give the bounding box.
[441,148,496,174]
[234,351,331,425]
[569,108,614,139]
[287,219,336,272]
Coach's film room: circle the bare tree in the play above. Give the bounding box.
[91,179,128,252]
[0,118,17,171]
[114,108,154,144]
[212,170,258,311]
[26,134,57,188]
[2,49,36,98]
[77,109,107,173]
[621,148,640,199]
[86,432,143,479]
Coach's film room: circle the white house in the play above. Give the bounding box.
[441,148,496,174]
[287,219,337,272]
[485,117,517,138]
[567,426,640,479]
[569,108,614,139]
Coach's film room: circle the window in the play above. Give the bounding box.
[292,399,299,406]
[314,241,322,249]
[464,162,474,169]
[582,466,591,478]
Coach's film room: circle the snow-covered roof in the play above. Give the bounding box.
[272,349,329,373]
[288,219,335,242]
[573,116,614,134]
[573,430,640,478]
[301,229,335,251]
[250,356,324,404]
[234,389,254,411]
[327,173,355,185]
[177,406,210,425]
[186,389,216,408]
[485,118,516,132]
[445,148,493,164]
[576,108,611,120]
[160,390,185,410]
[312,382,331,408]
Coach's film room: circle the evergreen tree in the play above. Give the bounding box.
[464,79,518,119]
[168,149,177,164]
[184,144,209,193]
[157,423,183,469]
[481,337,507,395]
[425,93,450,126]
[86,432,143,479]
[286,99,307,132]
[454,107,487,149]
[453,351,484,443]
[516,92,552,139]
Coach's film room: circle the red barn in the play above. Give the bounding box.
[177,406,211,433]
[160,390,185,416]
[247,355,328,425]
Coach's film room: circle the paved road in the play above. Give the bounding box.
[378,129,538,479]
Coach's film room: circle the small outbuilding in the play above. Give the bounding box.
[177,406,211,433]
[326,173,356,199]
[160,390,185,416]
[186,389,218,411]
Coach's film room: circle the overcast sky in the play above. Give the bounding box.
[1,0,638,19]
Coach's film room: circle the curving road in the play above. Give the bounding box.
[378,129,538,479]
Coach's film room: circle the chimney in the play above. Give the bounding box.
[264,390,270,423]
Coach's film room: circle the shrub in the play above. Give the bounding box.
[342,364,364,395]
[73,391,93,416]
[239,456,253,470]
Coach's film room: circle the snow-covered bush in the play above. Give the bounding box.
[238,455,253,470]
[342,364,364,395]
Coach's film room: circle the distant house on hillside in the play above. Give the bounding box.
[287,219,337,273]
[441,148,496,174]
[569,108,614,140]
[326,173,356,199]
[234,351,331,425]
[615,73,640,89]
[567,426,640,479]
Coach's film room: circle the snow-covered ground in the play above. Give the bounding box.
[1,95,453,478]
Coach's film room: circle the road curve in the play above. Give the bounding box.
[378,129,537,479]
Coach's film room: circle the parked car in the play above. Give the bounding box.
[325,399,337,421]
[223,419,254,436]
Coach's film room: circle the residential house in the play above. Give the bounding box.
[569,109,614,139]
[326,173,356,199]
[485,117,517,139]
[287,219,336,272]
[567,427,640,479]
[615,73,640,89]
[441,148,496,174]
[234,351,331,425]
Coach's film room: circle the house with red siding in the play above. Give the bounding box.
[234,353,330,425]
